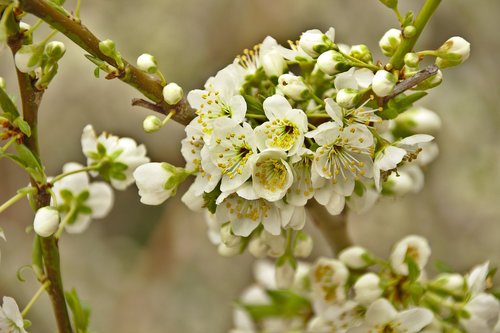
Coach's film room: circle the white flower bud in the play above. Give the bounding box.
[293,232,313,258]
[354,273,383,306]
[143,115,162,133]
[275,257,296,289]
[162,82,183,105]
[384,171,414,196]
[372,70,397,97]
[336,88,360,109]
[350,44,372,63]
[298,27,335,58]
[395,106,442,135]
[44,41,66,61]
[248,236,267,258]
[220,223,241,248]
[14,44,44,73]
[436,36,470,68]
[19,22,31,31]
[338,246,371,269]
[133,162,176,205]
[277,73,308,101]
[317,50,350,75]
[261,231,286,258]
[433,273,465,294]
[390,235,431,276]
[33,206,60,237]
[379,29,401,57]
[136,53,158,74]
[261,51,287,78]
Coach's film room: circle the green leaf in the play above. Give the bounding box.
[0,86,20,117]
[13,117,31,137]
[243,94,264,114]
[49,0,66,5]
[203,184,221,214]
[379,0,398,9]
[7,145,45,182]
[65,289,91,333]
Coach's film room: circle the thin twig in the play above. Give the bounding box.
[383,65,439,103]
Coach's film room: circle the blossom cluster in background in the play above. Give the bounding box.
[231,236,500,333]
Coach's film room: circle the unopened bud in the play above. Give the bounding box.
[33,206,60,237]
[434,273,465,294]
[277,73,308,101]
[336,88,360,109]
[395,106,442,135]
[435,36,470,68]
[317,50,351,75]
[45,41,66,62]
[372,70,397,97]
[354,273,383,305]
[14,44,44,73]
[136,53,158,74]
[404,52,420,68]
[350,44,372,63]
[384,171,414,196]
[298,28,335,58]
[99,39,117,58]
[403,25,417,39]
[143,115,163,133]
[162,82,183,105]
[275,256,296,289]
[217,243,240,257]
[220,223,241,248]
[261,51,287,78]
[339,246,372,269]
[379,29,401,57]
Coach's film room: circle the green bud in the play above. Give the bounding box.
[403,25,417,39]
[379,29,401,57]
[317,50,351,75]
[14,44,45,73]
[336,88,361,109]
[44,41,66,62]
[435,36,470,68]
[162,82,184,105]
[404,52,420,67]
[99,39,124,68]
[350,44,373,63]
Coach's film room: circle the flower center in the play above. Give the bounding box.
[255,158,288,192]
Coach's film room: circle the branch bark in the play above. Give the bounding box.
[8,27,73,333]
[18,0,196,125]
[307,200,353,255]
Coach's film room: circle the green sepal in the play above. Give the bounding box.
[76,190,90,203]
[13,116,31,137]
[403,11,414,27]
[65,288,91,333]
[23,319,32,329]
[353,180,366,197]
[243,94,264,114]
[78,205,92,215]
[405,255,421,282]
[203,184,221,214]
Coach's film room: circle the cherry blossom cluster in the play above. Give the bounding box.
[133,27,469,259]
[231,235,499,333]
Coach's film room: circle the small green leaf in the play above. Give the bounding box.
[13,117,31,137]
[243,94,264,114]
[203,184,221,214]
[65,288,91,333]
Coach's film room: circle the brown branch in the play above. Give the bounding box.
[8,24,73,333]
[18,0,196,126]
[306,200,353,255]
[383,65,439,103]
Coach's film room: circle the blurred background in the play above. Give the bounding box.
[0,0,499,331]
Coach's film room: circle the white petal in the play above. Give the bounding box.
[81,124,97,155]
[65,214,92,234]
[365,299,397,326]
[397,308,434,332]
[263,94,292,120]
[399,134,434,146]
[325,98,343,125]
[87,182,114,218]
[326,193,345,215]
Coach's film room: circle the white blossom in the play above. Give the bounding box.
[390,235,431,276]
[347,298,433,333]
[52,162,114,234]
[254,94,308,155]
[252,149,293,202]
[339,246,371,269]
[436,36,471,68]
[298,27,335,58]
[461,293,500,333]
[133,162,175,205]
[277,73,308,101]
[311,258,349,305]
[81,125,150,190]
[0,297,27,333]
[136,53,157,73]
[259,36,287,77]
[372,69,397,97]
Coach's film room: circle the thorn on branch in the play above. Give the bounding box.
[131,98,166,114]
